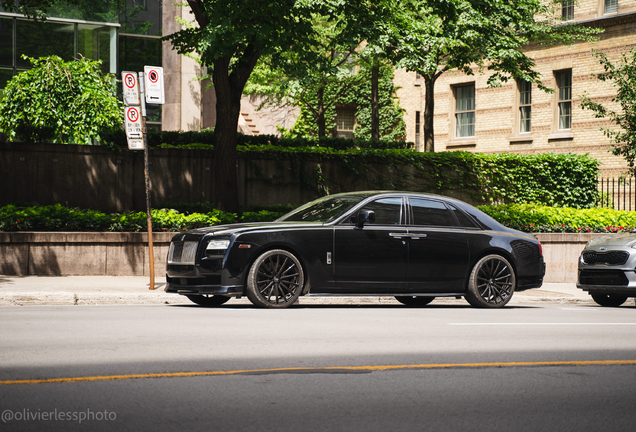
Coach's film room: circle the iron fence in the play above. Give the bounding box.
[598,175,636,211]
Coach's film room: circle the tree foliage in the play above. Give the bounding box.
[0,55,122,144]
[580,49,636,172]
[164,0,329,212]
[358,0,602,151]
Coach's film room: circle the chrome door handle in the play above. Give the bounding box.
[389,233,406,239]
[409,234,427,239]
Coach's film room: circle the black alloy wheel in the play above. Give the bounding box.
[186,294,231,307]
[465,254,516,308]
[246,249,304,308]
[590,292,628,307]
[395,296,435,307]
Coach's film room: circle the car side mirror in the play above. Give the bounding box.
[352,210,375,228]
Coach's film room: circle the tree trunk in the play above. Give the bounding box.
[212,59,241,213]
[317,86,326,138]
[423,76,436,153]
[371,65,380,141]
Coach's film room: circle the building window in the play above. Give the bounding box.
[518,80,532,133]
[562,1,574,20]
[454,84,475,138]
[556,70,572,130]
[605,0,618,14]
[335,107,355,139]
[415,111,421,149]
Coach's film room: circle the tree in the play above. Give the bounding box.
[164,0,327,212]
[374,0,601,152]
[581,49,636,172]
[0,55,122,144]
[0,0,82,20]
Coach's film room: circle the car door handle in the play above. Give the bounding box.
[409,234,427,239]
[389,233,407,239]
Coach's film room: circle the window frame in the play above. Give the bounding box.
[517,79,532,134]
[555,70,572,131]
[453,83,476,139]
[562,1,574,21]
[604,0,618,15]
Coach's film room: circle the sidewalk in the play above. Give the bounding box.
[0,275,602,307]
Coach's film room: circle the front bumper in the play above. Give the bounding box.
[164,277,244,296]
[577,269,636,297]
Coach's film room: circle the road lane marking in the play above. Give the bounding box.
[2,360,636,386]
[449,323,636,326]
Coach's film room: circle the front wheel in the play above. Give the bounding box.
[395,296,435,307]
[465,254,515,308]
[186,294,231,307]
[246,249,304,308]
[590,293,628,307]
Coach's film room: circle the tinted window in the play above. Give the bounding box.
[358,198,402,225]
[410,199,456,227]
[450,205,479,228]
[279,196,363,223]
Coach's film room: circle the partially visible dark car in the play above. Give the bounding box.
[577,232,636,307]
[165,191,545,308]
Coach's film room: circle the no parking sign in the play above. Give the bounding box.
[144,66,164,105]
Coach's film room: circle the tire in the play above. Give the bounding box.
[465,254,515,308]
[246,249,304,308]
[186,294,231,307]
[395,296,435,307]
[590,292,628,307]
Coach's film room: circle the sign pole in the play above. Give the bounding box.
[139,73,155,290]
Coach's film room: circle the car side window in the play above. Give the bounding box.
[410,198,456,227]
[449,204,480,228]
[357,198,402,225]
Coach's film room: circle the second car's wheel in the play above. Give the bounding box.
[395,296,435,307]
[465,254,516,308]
[186,294,231,307]
[246,249,304,308]
[590,292,628,307]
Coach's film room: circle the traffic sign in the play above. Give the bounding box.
[124,106,144,150]
[144,66,164,105]
[121,71,140,106]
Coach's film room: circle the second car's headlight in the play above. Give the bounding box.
[206,239,230,251]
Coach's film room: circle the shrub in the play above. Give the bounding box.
[479,203,636,233]
[0,56,122,144]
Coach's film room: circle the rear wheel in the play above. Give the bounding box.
[395,296,435,307]
[465,254,515,308]
[186,294,231,307]
[246,249,304,308]
[590,292,628,307]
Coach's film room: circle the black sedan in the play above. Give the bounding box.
[165,191,545,308]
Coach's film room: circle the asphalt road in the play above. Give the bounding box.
[1,303,635,431]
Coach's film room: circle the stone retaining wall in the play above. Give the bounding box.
[0,232,605,283]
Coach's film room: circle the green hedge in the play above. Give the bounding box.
[3,203,634,234]
[479,203,636,233]
[0,204,287,232]
[99,129,413,151]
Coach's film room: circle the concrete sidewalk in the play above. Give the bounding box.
[0,275,610,307]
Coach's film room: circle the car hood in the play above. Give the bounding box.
[585,231,636,249]
[171,222,325,240]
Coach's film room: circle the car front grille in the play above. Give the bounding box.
[578,270,629,286]
[582,251,629,266]
[168,241,199,265]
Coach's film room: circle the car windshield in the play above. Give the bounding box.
[278,195,364,223]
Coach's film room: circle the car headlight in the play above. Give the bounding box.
[206,239,230,251]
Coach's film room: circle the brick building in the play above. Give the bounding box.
[394,0,636,175]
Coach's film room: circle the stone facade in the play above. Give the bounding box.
[396,0,636,175]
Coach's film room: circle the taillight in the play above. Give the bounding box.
[538,241,543,255]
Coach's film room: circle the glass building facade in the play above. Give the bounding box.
[0,0,162,126]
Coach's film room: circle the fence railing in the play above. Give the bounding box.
[598,175,636,211]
